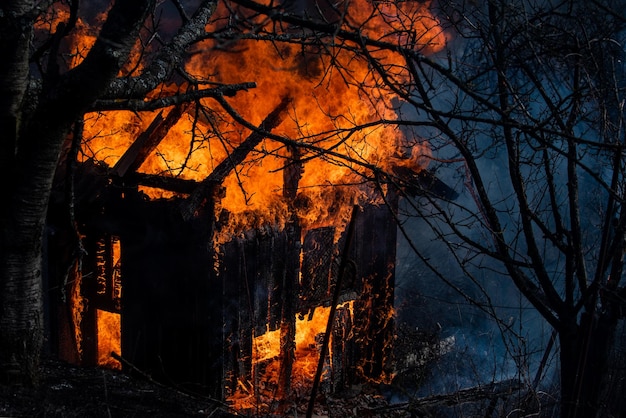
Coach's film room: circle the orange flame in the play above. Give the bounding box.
[76,0,445,235]
[35,5,101,70]
[229,302,352,411]
[97,310,122,369]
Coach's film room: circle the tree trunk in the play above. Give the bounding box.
[0,0,157,385]
[0,0,34,169]
[0,0,41,385]
[0,231,44,385]
[560,321,583,418]
[559,311,619,418]
[0,128,59,383]
[0,105,76,383]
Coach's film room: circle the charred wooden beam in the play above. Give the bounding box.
[119,198,221,397]
[277,220,301,399]
[92,234,121,314]
[283,145,303,201]
[412,169,458,200]
[331,304,353,392]
[79,234,101,367]
[351,191,398,381]
[277,144,303,399]
[127,172,199,195]
[392,167,458,200]
[180,97,292,221]
[300,227,335,312]
[112,103,190,178]
[307,205,359,418]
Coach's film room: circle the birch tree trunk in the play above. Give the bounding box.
[0,0,157,384]
[0,0,41,384]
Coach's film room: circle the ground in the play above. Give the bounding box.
[0,359,235,418]
[0,359,405,418]
[0,358,537,417]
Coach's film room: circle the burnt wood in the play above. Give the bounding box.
[278,219,301,397]
[118,196,222,397]
[112,104,189,178]
[331,305,353,392]
[220,229,291,398]
[350,192,398,380]
[78,234,101,368]
[126,172,199,194]
[300,227,335,313]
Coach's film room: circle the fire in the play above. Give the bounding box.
[55,0,446,410]
[75,0,445,235]
[96,310,121,369]
[184,6,429,229]
[67,233,122,370]
[230,303,353,411]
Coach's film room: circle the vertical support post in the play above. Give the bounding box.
[277,145,304,399]
[352,190,399,380]
[277,220,300,399]
[79,234,99,367]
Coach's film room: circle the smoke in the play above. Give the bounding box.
[390,58,557,403]
[393,205,552,396]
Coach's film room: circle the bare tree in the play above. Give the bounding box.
[391,2,626,416]
[218,0,626,415]
[0,0,256,385]
[3,1,625,417]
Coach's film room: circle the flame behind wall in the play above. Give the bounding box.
[231,303,353,410]
[96,310,121,369]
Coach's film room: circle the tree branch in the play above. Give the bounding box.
[103,0,217,100]
[91,82,256,111]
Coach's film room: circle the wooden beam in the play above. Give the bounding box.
[180,97,291,221]
[112,103,189,178]
[127,172,199,195]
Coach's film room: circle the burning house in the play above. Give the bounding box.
[45,101,413,413]
[41,0,453,414]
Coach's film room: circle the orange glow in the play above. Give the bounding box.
[80,110,152,166]
[293,304,339,385]
[97,310,122,369]
[70,268,86,360]
[229,302,353,411]
[36,2,150,73]
[35,4,100,70]
[77,0,445,236]
[199,0,443,231]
